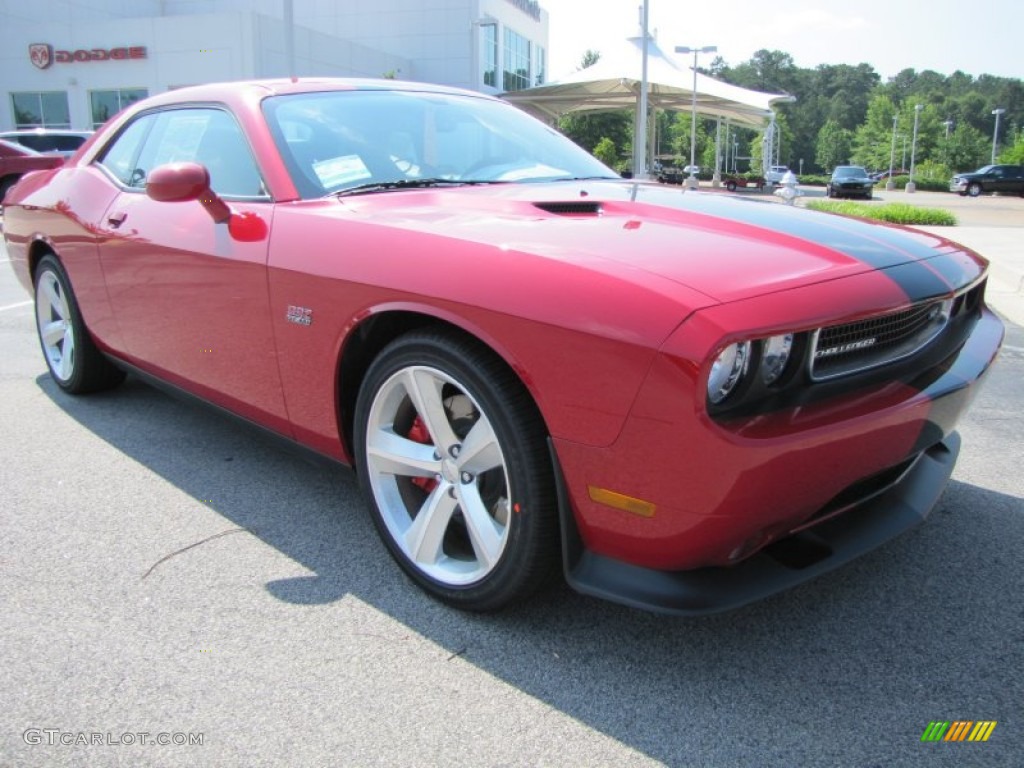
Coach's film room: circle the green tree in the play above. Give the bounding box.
[593,137,618,167]
[852,94,899,170]
[815,119,852,170]
[1000,131,1024,164]
[940,123,990,171]
[559,111,631,155]
[579,49,600,70]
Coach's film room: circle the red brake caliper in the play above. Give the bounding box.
[407,416,439,494]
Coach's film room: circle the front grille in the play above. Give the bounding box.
[809,298,951,380]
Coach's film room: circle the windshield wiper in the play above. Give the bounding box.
[333,178,502,197]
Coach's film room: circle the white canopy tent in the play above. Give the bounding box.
[502,34,793,177]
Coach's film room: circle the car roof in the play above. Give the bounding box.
[137,77,494,110]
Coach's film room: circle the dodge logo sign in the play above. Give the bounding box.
[29,43,53,70]
[28,44,147,66]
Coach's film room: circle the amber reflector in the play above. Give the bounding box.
[587,486,656,517]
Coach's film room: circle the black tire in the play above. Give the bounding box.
[353,328,559,611]
[968,182,982,197]
[725,181,737,192]
[865,191,873,200]
[33,254,125,394]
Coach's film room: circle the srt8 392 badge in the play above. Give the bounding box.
[285,305,312,326]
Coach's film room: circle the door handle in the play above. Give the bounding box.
[107,211,127,228]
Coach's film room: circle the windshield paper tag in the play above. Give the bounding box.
[313,154,372,188]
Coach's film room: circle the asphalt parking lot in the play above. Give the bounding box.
[1,193,1022,766]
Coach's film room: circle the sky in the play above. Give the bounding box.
[542,0,1024,84]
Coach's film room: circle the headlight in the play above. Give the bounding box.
[707,341,751,404]
[760,333,794,384]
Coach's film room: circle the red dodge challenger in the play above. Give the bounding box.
[2,79,1003,614]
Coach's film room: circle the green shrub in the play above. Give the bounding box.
[798,174,830,187]
[805,201,957,226]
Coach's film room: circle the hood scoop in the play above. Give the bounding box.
[533,201,603,216]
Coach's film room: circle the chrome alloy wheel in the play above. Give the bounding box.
[364,365,511,586]
[35,268,76,383]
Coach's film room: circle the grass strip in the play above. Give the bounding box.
[805,200,957,226]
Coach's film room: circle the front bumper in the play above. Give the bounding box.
[551,292,1001,613]
[950,179,967,193]
[557,433,959,615]
[834,182,874,195]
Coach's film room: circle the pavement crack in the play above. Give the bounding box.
[142,527,250,580]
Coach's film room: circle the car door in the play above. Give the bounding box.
[95,106,290,434]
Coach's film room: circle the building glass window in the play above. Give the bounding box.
[11,92,71,128]
[535,45,546,86]
[481,23,498,88]
[503,28,531,92]
[90,89,148,128]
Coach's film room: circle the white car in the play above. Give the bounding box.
[765,165,793,184]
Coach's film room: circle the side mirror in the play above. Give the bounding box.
[145,162,266,241]
[147,162,231,223]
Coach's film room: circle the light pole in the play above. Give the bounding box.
[634,0,651,179]
[733,139,738,173]
[907,104,923,193]
[886,115,898,191]
[942,119,953,139]
[675,44,718,189]
[992,108,1006,164]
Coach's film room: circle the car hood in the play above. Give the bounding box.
[334,180,977,304]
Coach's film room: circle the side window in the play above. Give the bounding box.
[132,108,266,198]
[97,115,155,186]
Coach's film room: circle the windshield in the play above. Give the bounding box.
[263,89,618,198]
[834,166,867,178]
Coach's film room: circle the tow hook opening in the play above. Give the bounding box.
[763,532,833,570]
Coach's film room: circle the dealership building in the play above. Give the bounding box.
[0,0,549,130]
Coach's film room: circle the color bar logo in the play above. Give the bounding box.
[921,721,997,742]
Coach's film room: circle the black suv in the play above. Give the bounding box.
[950,164,1024,197]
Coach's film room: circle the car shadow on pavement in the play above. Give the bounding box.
[38,372,1024,765]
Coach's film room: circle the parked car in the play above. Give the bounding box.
[722,173,765,191]
[0,139,65,202]
[2,78,1003,615]
[657,165,702,185]
[765,165,793,184]
[0,129,93,158]
[950,164,1024,197]
[827,165,875,199]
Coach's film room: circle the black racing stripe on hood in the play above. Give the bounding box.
[663,193,941,270]
[916,250,985,290]
[652,192,973,302]
[878,262,956,303]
